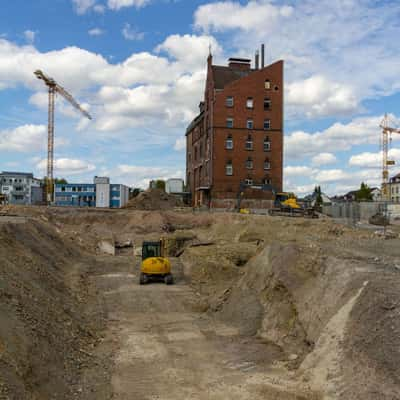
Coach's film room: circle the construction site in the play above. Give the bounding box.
[1,15,400,400]
[1,200,400,400]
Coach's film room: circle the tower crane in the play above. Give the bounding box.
[34,70,92,203]
[380,113,400,201]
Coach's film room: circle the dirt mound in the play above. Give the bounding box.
[0,217,105,399]
[126,189,184,210]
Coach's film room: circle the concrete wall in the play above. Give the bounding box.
[322,202,400,223]
[96,183,110,208]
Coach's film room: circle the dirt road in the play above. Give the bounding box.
[84,255,315,400]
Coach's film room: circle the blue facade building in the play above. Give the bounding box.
[54,177,129,208]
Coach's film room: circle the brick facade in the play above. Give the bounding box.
[186,53,283,209]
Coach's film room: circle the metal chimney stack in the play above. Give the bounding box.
[255,50,259,70]
[261,44,265,68]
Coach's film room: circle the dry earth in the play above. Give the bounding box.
[1,206,400,399]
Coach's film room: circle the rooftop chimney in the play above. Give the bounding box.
[228,57,251,71]
[255,50,259,70]
[261,44,265,68]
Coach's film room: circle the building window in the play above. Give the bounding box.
[264,137,271,151]
[226,96,234,107]
[246,97,254,109]
[263,178,272,185]
[264,158,271,170]
[226,161,233,176]
[246,157,253,169]
[247,119,254,129]
[274,85,279,91]
[199,142,203,158]
[265,80,271,90]
[194,146,198,161]
[245,134,253,150]
[245,178,253,185]
[264,98,271,110]
[226,118,234,128]
[226,135,233,149]
[264,119,271,130]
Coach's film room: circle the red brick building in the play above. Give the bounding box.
[186,49,283,209]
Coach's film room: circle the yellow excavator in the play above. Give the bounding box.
[269,192,317,218]
[139,239,174,285]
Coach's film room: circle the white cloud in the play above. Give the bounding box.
[72,0,96,14]
[108,0,150,10]
[105,164,184,188]
[349,149,400,169]
[311,153,337,166]
[93,4,106,13]
[0,124,46,152]
[287,75,358,117]
[284,165,315,178]
[285,115,396,161]
[23,30,36,44]
[88,28,105,36]
[194,1,293,33]
[121,23,144,41]
[174,137,186,151]
[36,158,96,175]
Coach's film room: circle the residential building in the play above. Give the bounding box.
[186,46,283,208]
[54,176,129,208]
[0,171,42,205]
[389,173,400,203]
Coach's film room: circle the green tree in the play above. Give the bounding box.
[314,185,323,206]
[54,178,68,184]
[355,182,373,201]
[155,180,166,191]
[130,188,142,198]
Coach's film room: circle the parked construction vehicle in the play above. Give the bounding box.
[140,239,174,285]
[269,192,318,218]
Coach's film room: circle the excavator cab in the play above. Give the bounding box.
[140,240,173,285]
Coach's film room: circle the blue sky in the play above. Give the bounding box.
[1,0,400,194]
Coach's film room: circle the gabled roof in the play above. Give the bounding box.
[211,65,253,90]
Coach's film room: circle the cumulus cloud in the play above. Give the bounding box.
[194,1,293,33]
[104,164,184,188]
[285,115,396,161]
[284,165,315,178]
[88,28,105,36]
[121,23,144,41]
[311,153,337,167]
[0,124,46,152]
[287,75,358,117]
[36,158,96,175]
[349,149,400,169]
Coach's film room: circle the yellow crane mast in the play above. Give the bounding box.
[380,114,400,201]
[34,70,92,203]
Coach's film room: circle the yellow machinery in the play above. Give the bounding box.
[140,239,174,285]
[269,192,317,218]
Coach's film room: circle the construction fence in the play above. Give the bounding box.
[322,202,400,223]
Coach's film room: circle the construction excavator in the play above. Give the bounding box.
[139,239,174,285]
[236,182,318,218]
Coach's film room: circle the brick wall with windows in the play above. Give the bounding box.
[186,54,283,208]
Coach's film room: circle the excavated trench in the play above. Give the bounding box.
[1,208,400,399]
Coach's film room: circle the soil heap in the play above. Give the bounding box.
[125,189,184,210]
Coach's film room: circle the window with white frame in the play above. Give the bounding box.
[226,96,234,107]
[247,119,254,129]
[265,80,271,89]
[264,119,271,130]
[226,118,234,128]
[246,157,253,169]
[264,158,271,170]
[245,134,253,150]
[264,137,271,151]
[246,97,254,109]
[263,177,272,185]
[226,161,233,176]
[245,178,253,185]
[225,135,233,149]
